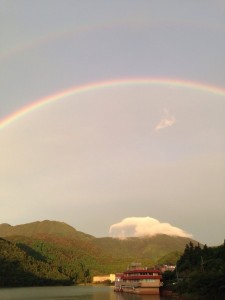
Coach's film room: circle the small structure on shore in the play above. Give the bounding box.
[93,274,115,284]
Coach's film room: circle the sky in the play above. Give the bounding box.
[0,0,225,246]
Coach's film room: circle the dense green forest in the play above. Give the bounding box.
[0,238,70,286]
[0,220,197,287]
[0,234,183,287]
[0,235,109,286]
[163,241,225,299]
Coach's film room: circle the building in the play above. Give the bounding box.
[93,274,115,283]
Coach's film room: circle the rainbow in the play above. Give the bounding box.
[0,19,127,61]
[1,78,225,130]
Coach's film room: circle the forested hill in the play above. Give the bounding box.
[0,220,199,287]
[93,235,197,261]
[0,237,70,286]
[0,220,93,240]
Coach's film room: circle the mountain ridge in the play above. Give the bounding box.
[0,219,200,263]
[0,220,94,240]
[0,219,194,240]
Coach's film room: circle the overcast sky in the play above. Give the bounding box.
[0,0,225,246]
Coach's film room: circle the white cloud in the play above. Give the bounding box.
[155,108,176,130]
[109,217,192,239]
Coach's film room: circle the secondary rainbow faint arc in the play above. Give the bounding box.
[1,78,225,130]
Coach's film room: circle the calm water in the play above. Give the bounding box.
[0,286,174,300]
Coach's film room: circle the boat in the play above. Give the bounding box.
[114,263,163,295]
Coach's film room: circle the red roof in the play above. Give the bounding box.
[122,275,162,280]
[124,269,161,274]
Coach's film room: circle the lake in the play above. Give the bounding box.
[0,286,175,300]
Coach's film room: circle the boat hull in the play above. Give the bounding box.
[123,287,159,295]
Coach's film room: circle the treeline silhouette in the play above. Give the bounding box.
[163,241,225,299]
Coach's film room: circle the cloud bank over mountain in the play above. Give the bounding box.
[109,217,192,239]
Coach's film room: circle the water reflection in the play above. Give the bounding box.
[114,293,161,300]
[0,286,165,300]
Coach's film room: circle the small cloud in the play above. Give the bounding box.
[155,108,176,131]
[109,216,192,239]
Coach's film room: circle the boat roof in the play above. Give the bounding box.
[124,269,161,274]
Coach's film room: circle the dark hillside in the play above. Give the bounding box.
[7,234,111,283]
[0,237,70,287]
